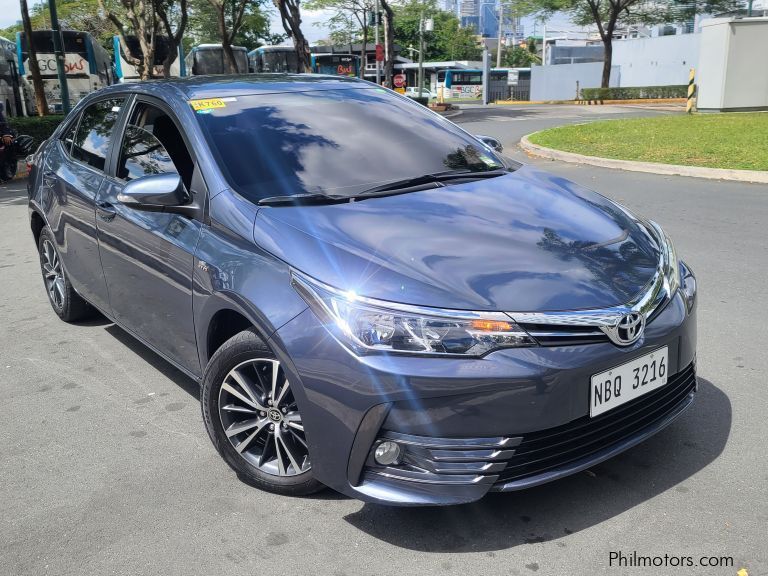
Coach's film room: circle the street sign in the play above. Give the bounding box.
[393,74,406,88]
[375,44,384,62]
[507,69,519,86]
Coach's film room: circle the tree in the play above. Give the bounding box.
[1,0,115,51]
[392,1,480,62]
[530,0,746,88]
[380,0,395,86]
[501,45,540,67]
[19,0,48,115]
[98,0,159,80]
[186,0,283,48]
[273,0,312,72]
[155,0,189,78]
[305,0,374,78]
[205,0,250,72]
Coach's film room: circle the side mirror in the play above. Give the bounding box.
[475,134,503,153]
[118,173,192,214]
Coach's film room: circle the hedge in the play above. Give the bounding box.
[580,85,687,101]
[10,115,65,145]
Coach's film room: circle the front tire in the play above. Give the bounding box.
[38,227,93,322]
[201,328,324,497]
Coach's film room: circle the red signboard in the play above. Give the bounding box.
[375,44,384,62]
[393,74,406,88]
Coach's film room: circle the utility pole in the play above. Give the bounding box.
[418,13,425,98]
[375,0,381,84]
[49,0,70,114]
[496,0,503,68]
[542,23,547,66]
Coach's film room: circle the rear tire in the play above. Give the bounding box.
[38,227,94,322]
[201,328,324,497]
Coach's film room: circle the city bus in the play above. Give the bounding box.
[310,53,360,76]
[113,35,184,81]
[248,46,299,73]
[185,44,248,75]
[436,68,510,100]
[17,30,115,112]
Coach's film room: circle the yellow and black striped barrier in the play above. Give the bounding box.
[686,68,696,114]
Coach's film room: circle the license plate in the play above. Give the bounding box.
[590,347,669,417]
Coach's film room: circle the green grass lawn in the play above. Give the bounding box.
[527,113,768,171]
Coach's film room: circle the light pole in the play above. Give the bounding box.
[496,0,503,68]
[374,0,381,84]
[48,0,70,113]
[417,14,432,98]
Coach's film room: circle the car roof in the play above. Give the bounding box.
[99,74,369,101]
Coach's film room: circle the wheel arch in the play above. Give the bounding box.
[30,209,46,247]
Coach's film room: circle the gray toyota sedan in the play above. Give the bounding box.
[28,75,697,505]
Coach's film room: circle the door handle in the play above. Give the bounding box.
[96,202,117,222]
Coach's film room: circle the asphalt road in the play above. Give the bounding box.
[1,104,766,576]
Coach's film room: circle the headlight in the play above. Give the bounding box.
[291,272,535,356]
[647,220,680,296]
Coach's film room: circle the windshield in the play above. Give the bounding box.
[195,88,507,202]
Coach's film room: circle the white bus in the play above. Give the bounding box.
[17,30,115,113]
[185,44,248,75]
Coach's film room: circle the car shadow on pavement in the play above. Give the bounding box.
[104,324,201,400]
[343,377,730,552]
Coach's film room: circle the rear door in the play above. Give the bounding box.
[41,97,126,313]
[95,97,205,375]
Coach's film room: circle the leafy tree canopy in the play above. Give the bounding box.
[393,0,481,61]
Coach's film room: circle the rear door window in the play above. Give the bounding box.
[71,98,125,172]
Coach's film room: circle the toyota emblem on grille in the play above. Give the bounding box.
[604,312,645,346]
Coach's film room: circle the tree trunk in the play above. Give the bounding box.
[601,36,612,89]
[216,6,239,73]
[274,0,311,72]
[20,0,48,115]
[157,0,188,79]
[380,0,394,87]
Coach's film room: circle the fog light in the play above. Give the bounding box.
[374,441,402,465]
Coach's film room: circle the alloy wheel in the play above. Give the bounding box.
[218,358,310,477]
[41,239,65,310]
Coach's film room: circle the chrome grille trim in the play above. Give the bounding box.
[507,259,671,346]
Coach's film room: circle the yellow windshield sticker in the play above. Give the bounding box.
[189,98,229,111]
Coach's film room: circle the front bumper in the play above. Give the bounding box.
[269,276,697,506]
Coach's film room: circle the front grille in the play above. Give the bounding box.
[519,323,610,346]
[495,362,696,484]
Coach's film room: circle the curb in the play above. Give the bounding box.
[519,133,768,184]
[495,98,686,106]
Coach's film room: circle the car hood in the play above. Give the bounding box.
[252,165,660,312]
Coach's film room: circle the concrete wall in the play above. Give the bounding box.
[612,34,699,87]
[530,62,619,101]
[697,17,768,111]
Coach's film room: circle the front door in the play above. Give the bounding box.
[95,99,204,375]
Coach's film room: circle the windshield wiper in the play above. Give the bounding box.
[350,169,509,200]
[258,169,509,206]
[258,192,347,206]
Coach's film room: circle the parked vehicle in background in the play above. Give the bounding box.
[28,74,697,506]
[248,46,299,73]
[18,30,115,112]
[404,87,434,99]
[113,35,184,81]
[186,44,248,75]
[310,53,359,77]
[436,68,510,100]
